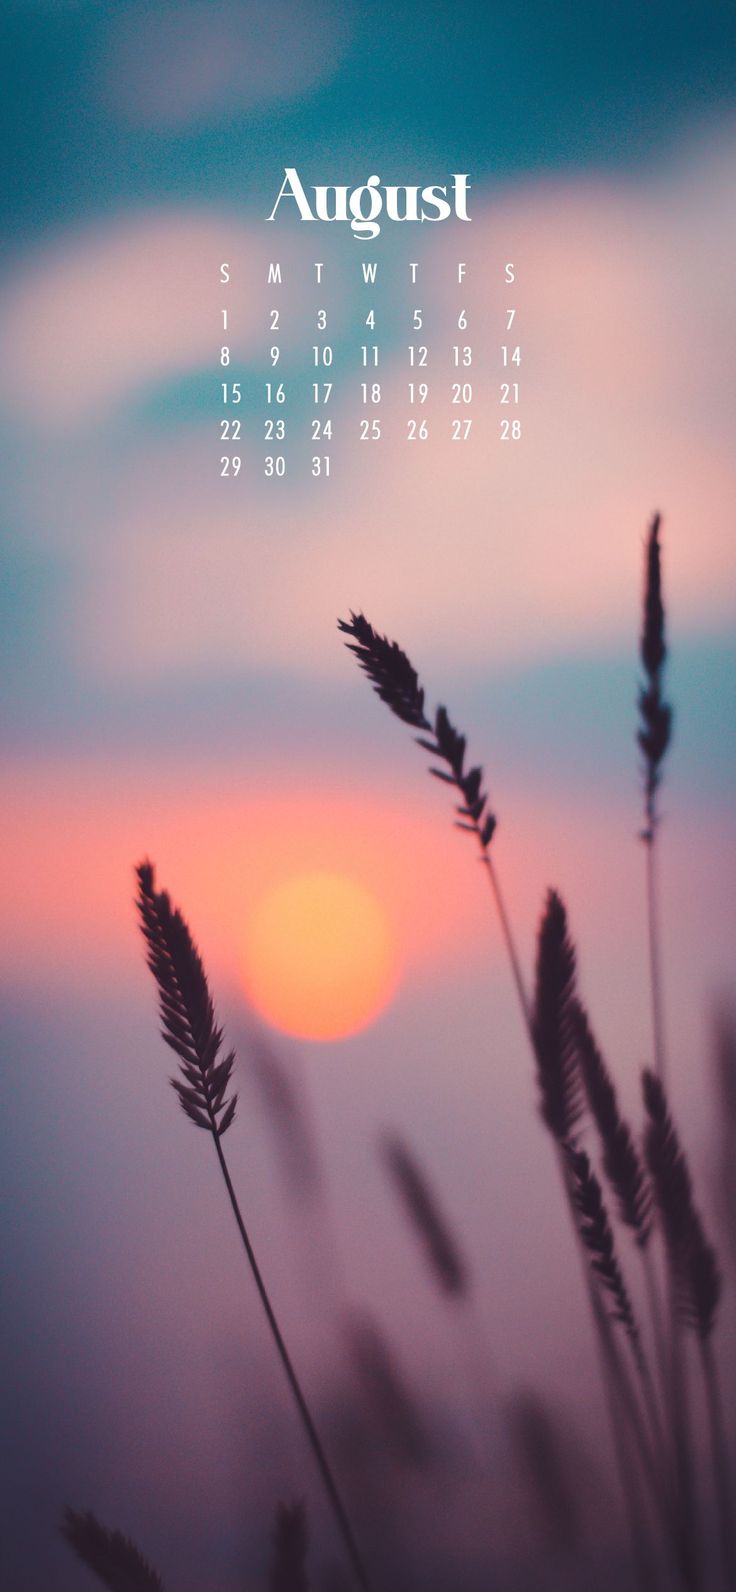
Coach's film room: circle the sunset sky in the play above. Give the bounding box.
[1,4,735,1588]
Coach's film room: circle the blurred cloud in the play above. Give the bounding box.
[100,0,356,127]
[0,211,280,425]
[0,758,491,996]
[2,126,733,683]
[2,749,733,1024]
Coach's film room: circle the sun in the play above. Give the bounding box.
[242,871,398,1042]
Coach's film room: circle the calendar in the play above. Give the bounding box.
[2,6,736,1592]
[218,174,522,484]
[219,230,521,483]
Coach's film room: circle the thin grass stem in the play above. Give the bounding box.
[338,612,686,1585]
[211,1132,373,1592]
[137,863,373,1592]
[646,837,668,1085]
[667,1287,701,1590]
[641,1241,670,1435]
[482,853,531,1030]
[700,1337,736,1590]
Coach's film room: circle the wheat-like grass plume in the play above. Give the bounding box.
[508,1391,581,1556]
[137,861,237,1137]
[338,612,432,731]
[339,612,496,849]
[61,1508,165,1590]
[642,1069,704,1586]
[135,862,374,1592]
[269,1502,310,1592]
[565,1142,665,1465]
[249,1030,324,1202]
[564,1140,677,1582]
[643,1069,733,1585]
[531,893,583,1143]
[638,514,672,842]
[337,614,531,1020]
[643,1070,701,1309]
[345,1311,434,1471]
[531,898,675,1581]
[340,616,662,1581]
[638,513,673,1084]
[338,612,686,1586]
[571,1002,651,1245]
[566,1147,642,1348]
[570,1001,671,1457]
[380,1132,469,1300]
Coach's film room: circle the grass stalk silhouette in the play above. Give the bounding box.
[571,1001,670,1449]
[508,1390,582,1558]
[339,615,676,1585]
[565,1146,663,1451]
[534,894,674,1585]
[380,1132,469,1300]
[685,1308,729,1589]
[344,1310,435,1471]
[638,514,673,1085]
[269,1502,310,1592]
[135,862,373,1592]
[338,613,530,1025]
[700,1335,735,1592]
[644,1069,734,1590]
[61,1508,165,1590]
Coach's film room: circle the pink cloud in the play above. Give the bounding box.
[74,402,734,683]
[1,751,732,1115]
[0,756,490,994]
[4,129,735,675]
[0,210,294,425]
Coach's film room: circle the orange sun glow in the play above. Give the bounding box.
[242,871,398,1041]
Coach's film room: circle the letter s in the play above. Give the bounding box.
[420,185,451,222]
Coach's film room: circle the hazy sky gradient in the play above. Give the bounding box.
[2,4,735,1588]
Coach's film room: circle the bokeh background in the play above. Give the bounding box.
[1,2,735,1587]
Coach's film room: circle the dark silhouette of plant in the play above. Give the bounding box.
[248,1029,324,1202]
[571,1002,651,1246]
[571,1000,669,1451]
[644,1064,724,1345]
[341,614,682,1584]
[338,613,527,1019]
[638,514,673,1083]
[60,1508,165,1590]
[644,1069,733,1587]
[135,863,373,1592]
[508,1391,581,1556]
[531,892,583,1143]
[269,1502,310,1592]
[566,1147,642,1350]
[566,1144,664,1467]
[137,861,237,1139]
[344,1311,435,1471]
[380,1132,469,1300]
[340,614,682,1587]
